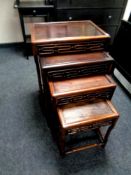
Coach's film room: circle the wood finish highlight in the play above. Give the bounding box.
[48,75,116,105]
[57,100,119,155]
[30,20,119,156]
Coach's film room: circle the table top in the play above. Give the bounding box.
[40,52,113,70]
[57,100,119,128]
[31,20,110,44]
[49,75,116,98]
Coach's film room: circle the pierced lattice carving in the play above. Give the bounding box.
[48,62,112,79]
[37,40,106,56]
[56,90,114,105]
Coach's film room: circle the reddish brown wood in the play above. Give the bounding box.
[31,20,110,44]
[48,75,116,105]
[57,100,119,155]
[38,52,115,97]
[30,20,110,56]
[30,20,119,156]
[41,52,113,70]
[40,52,114,80]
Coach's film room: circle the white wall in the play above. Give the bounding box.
[0,0,131,44]
[123,0,131,20]
[0,0,23,44]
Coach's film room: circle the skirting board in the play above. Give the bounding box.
[114,68,131,94]
[0,42,23,48]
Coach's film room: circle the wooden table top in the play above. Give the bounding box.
[40,52,113,70]
[31,20,110,44]
[57,100,119,128]
[49,75,116,98]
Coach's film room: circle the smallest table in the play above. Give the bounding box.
[14,0,54,58]
[57,100,119,156]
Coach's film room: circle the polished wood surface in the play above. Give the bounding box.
[40,52,113,70]
[57,100,118,129]
[31,20,110,57]
[38,52,114,94]
[49,75,116,98]
[40,52,114,80]
[57,100,119,155]
[31,20,110,44]
[30,20,119,156]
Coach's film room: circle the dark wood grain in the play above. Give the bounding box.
[48,75,116,105]
[57,99,119,155]
[31,20,110,44]
[30,20,110,56]
[40,52,114,80]
[57,100,118,129]
[30,20,119,156]
[41,52,113,70]
[49,75,115,96]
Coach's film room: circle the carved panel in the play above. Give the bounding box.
[56,89,114,105]
[67,120,113,135]
[37,40,107,56]
[47,62,112,79]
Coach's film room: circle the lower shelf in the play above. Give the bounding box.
[65,129,104,155]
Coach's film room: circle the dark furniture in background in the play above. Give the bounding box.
[54,0,128,43]
[14,0,54,58]
[14,0,127,58]
[110,20,131,83]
